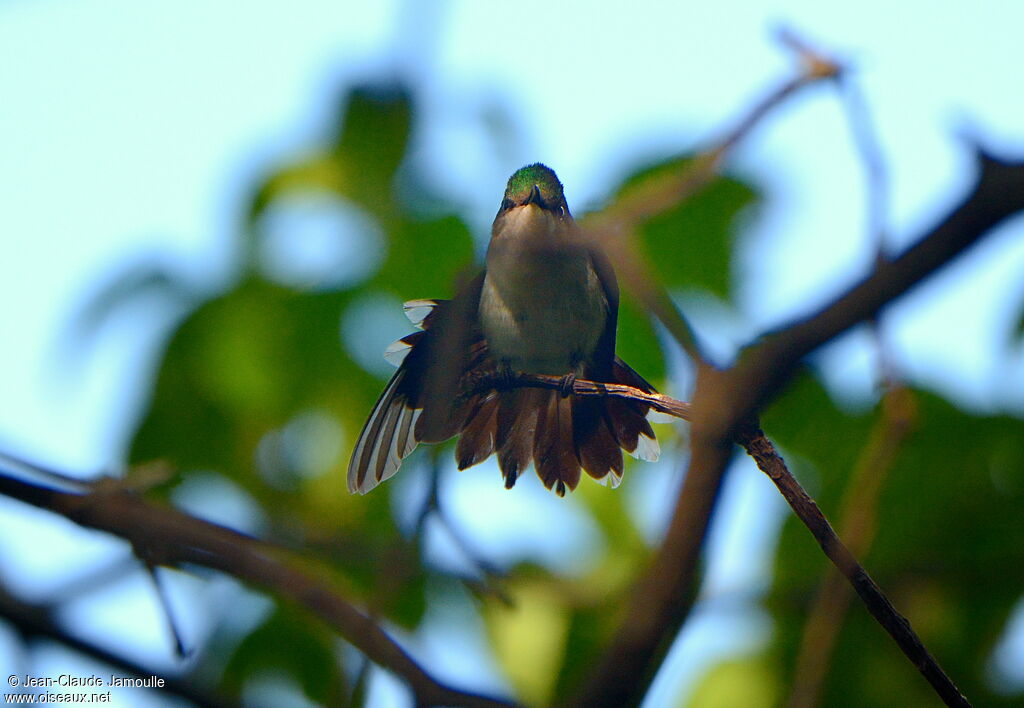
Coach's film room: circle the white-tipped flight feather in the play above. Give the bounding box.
[347,370,422,494]
[646,409,677,424]
[403,299,439,329]
[594,468,624,488]
[383,338,413,367]
[628,432,661,462]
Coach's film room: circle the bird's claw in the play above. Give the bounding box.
[559,372,576,398]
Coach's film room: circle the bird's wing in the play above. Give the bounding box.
[347,366,422,494]
[587,242,620,380]
[347,273,486,493]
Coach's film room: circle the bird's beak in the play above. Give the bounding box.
[524,184,544,208]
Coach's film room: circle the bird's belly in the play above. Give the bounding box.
[480,251,606,375]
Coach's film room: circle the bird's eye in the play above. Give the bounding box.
[556,205,565,216]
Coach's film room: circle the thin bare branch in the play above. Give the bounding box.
[735,422,967,707]
[414,449,510,599]
[788,386,917,708]
[0,581,234,708]
[788,66,905,708]
[581,33,841,365]
[0,470,519,708]
[145,564,191,658]
[567,31,846,708]
[590,51,839,229]
[838,72,892,257]
[464,370,692,421]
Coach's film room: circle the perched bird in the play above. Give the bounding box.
[348,164,659,496]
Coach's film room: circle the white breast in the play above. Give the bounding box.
[479,206,608,375]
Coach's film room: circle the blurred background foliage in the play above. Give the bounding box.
[65,70,1024,708]
[82,79,761,705]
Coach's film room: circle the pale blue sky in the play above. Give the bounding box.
[2,1,1023,706]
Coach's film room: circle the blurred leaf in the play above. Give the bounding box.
[222,604,347,704]
[686,656,779,708]
[615,292,667,383]
[370,214,475,299]
[127,281,372,481]
[328,84,413,194]
[483,570,571,706]
[761,373,1024,706]
[613,154,759,300]
[249,83,413,224]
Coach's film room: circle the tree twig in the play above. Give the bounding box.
[581,39,839,365]
[0,470,519,708]
[567,30,842,708]
[463,370,692,422]
[787,386,917,708]
[734,421,967,707]
[0,581,234,708]
[412,449,512,604]
[788,65,906,708]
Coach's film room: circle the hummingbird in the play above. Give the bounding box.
[348,164,659,496]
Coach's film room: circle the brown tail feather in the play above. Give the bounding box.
[575,397,624,484]
[533,392,580,496]
[605,357,658,459]
[453,359,658,493]
[495,388,540,488]
[456,393,499,469]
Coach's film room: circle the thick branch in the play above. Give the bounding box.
[577,148,1022,708]
[0,472,518,708]
[715,149,1024,442]
[567,33,845,707]
[471,375,968,706]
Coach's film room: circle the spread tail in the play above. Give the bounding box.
[455,358,659,495]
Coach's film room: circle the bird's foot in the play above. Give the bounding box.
[558,372,576,398]
[496,364,518,390]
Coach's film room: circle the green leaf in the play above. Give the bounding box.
[686,656,779,708]
[761,374,1024,706]
[483,570,571,706]
[370,214,475,300]
[615,293,666,383]
[222,604,347,704]
[612,154,759,300]
[248,83,414,225]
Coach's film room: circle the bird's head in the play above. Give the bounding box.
[498,163,570,218]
